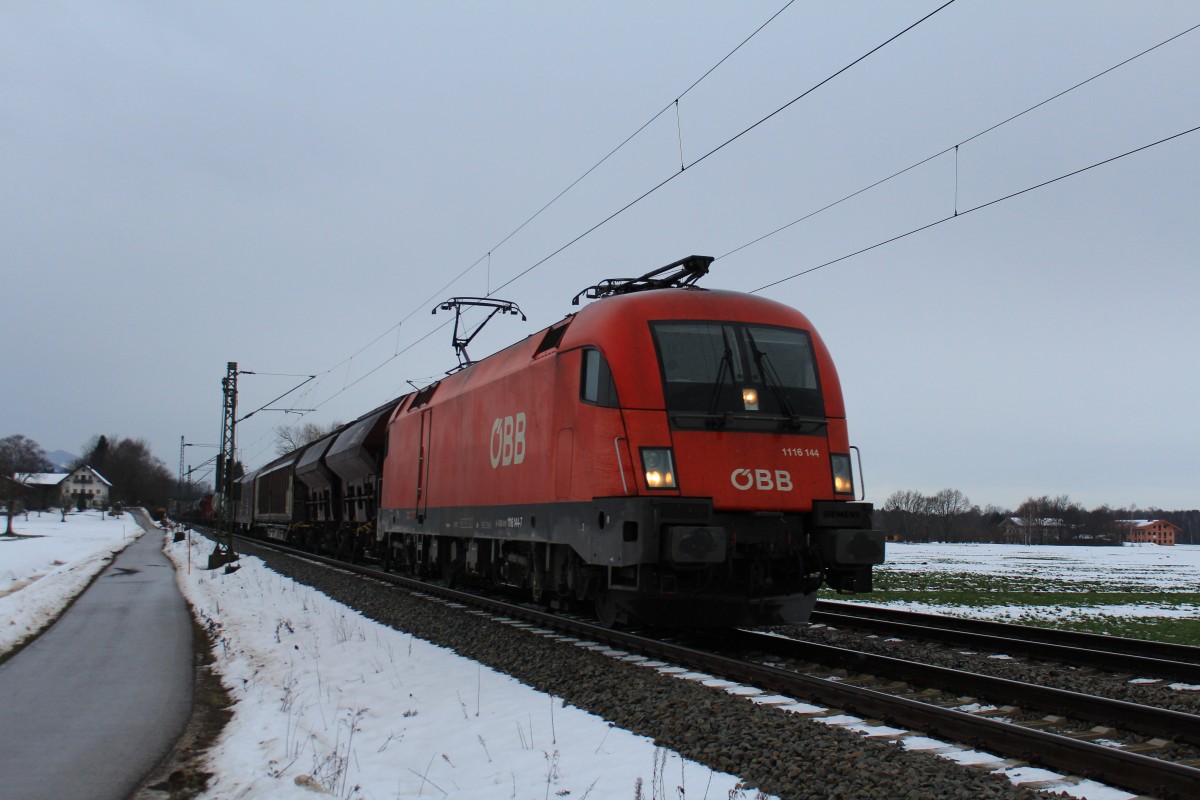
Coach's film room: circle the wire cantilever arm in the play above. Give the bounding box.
[237,374,317,424]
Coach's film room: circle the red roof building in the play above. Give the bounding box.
[1117,519,1179,546]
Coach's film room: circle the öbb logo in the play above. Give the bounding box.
[489,413,526,468]
[730,468,793,492]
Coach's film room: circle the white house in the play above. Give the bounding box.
[17,466,112,509]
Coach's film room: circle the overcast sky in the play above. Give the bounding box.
[4,1,1197,512]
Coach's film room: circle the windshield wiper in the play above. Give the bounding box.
[706,327,737,416]
[744,328,798,419]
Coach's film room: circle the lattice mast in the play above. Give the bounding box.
[211,361,239,568]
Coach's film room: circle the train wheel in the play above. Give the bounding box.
[439,539,458,588]
[529,544,546,603]
[381,535,393,572]
[417,536,433,577]
[489,550,507,589]
[594,587,619,628]
[566,553,595,602]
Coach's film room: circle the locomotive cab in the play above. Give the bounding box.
[570,289,884,625]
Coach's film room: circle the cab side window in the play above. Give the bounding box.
[580,348,620,408]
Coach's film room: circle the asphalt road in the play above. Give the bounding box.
[0,513,193,800]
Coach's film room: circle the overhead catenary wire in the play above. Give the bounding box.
[490,0,958,297]
[237,371,316,378]
[309,0,953,415]
[233,4,1188,470]
[236,317,457,468]
[314,0,801,389]
[182,453,220,489]
[244,1,815,463]
[717,19,1200,262]
[258,0,956,461]
[236,374,316,425]
[748,123,1200,293]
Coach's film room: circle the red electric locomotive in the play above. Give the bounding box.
[377,256,883,626]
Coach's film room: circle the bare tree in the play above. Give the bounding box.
[883,490,929,515]
[929,488,972,517]
[882,490,933,541]
[927,488,973,541]
[1083,504,1121,545]
[274,421,341,456]
[1,434,53,535]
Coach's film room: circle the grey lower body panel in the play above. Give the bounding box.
[379,497,874,625]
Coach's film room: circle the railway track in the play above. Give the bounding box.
[811,600,1200,683]
[211,530,1200,799]
[704,627,1200,745]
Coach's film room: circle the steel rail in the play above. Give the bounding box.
[223,532,1200,799]
[715,628,1200,745]
[811,601,1200,683]
[816,600,1200,661]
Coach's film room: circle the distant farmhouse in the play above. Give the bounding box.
[999,516,1180,546]
[1116,519,1180,546]
[17,466,112,510]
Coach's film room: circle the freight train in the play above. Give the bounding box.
[230,256,884,626]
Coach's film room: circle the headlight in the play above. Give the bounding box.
[830,453,854,496]
[742,388,759,410]
[641,448,677,489]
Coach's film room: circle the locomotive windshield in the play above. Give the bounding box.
[651,321,825,430]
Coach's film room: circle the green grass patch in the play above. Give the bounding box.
[996,614,1200,646]
[857,588,1200,609]
[831,568,1200,646]
[868,569,1195,596]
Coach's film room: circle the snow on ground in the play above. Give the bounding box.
[858,599,1200,625]
[859,541,1200,623]
[163,530,765,800]
[165,532,1149,800]
[0,509,142,656]
[878,541,1200,587]
[4,521,1173,800]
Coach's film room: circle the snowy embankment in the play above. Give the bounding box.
[0,509,143,656]
[164,531,761,800]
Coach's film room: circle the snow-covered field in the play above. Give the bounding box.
[881,541,1200,586]
[863,541,1200,625]
[0,509,141,656]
